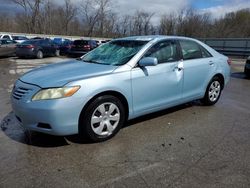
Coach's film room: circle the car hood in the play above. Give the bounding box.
[20,60,117,88]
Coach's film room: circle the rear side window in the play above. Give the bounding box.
[40,39,52,45]
[3,35,10,39]
[179,40,203,60]
[200,46,212,58]
[22,40,38,45]
[144,41,179,64]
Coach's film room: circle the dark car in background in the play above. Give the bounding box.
[245,56,250,77]
[53,38,73,55]
[16,39,60,59]
[0,39,17,57]
[68,39,97,57]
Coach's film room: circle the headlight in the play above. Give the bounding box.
[32,86,80,101]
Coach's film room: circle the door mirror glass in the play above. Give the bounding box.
[139,57,158,67]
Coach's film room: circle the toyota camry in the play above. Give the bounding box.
[11,36,231,142]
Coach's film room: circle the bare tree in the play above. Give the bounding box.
[79,0,113,37]
[2,2,250,38]
[11,0,44,33]
[131,11,154,35]
[159,13,177,35]
[59,0,77,35]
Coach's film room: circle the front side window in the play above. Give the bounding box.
[81,40,148,66]
[179,40,203,60]
[144,41,178,64]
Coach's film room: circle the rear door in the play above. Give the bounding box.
[40,40,54,55]
[0,40,9,55]
[131,40,184,115]
[178,39,215,100]
[6,40,16,54]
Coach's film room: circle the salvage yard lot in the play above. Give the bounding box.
[0,57,250,187]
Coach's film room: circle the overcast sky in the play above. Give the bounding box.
[0,0,250,21]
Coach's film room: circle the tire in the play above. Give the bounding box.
[36,50,43,59]
[201,76,222,106]
[55,49,60,57]
[79,95,126,142]
[244,67,250,78]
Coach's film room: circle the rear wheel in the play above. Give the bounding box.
[79,95,126,142]
[202,76,222,106]
[36,50,43,59]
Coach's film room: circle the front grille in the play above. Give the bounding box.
[12,86,31,100]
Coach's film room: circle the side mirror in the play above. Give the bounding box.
[138,57,158,67]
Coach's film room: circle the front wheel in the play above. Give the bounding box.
[79,95,126,142]
[202,77,222,106]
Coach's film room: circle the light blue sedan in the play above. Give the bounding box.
[11,36,231,142]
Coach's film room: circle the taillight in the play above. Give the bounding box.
[26,45,35,49]
[84,45,91,49]
[227,58,232,65]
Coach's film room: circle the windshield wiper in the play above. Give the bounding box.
[80,59,107,65]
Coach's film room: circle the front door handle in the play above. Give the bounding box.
[175,66,183,71]
[174,61,184,71]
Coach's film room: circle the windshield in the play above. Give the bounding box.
[13,36,27,40]
[81,40,148,66]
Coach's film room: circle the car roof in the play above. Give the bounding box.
[115,35,199,42]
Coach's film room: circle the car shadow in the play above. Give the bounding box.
[0,56,15,59]
[0,112,70,147]
[1,101,201,147]
[231,72,250,80]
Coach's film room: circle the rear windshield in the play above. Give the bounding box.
[73,40,89,45]
[21,40,40,45]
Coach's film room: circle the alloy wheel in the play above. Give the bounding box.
[208,81,221,102]
[91,102,120,136]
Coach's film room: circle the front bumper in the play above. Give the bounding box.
[11,80,84,136]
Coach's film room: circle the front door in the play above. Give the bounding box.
[131,40,184,116]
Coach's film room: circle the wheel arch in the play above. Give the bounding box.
[78,90,129,127]
[213,73,225,89]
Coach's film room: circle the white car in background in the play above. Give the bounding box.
[0,34,29,43]
[0,34,13,40]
